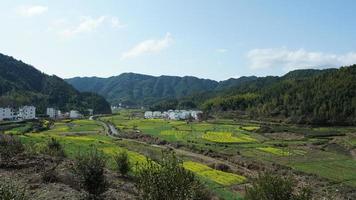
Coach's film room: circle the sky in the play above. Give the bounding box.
[1,0,356,81]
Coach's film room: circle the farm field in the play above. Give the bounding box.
[2,111,356,199]
[6,119,245,199]
[99,110,356,190]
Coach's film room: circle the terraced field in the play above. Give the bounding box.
[202,131,256,143]
[183,161,246,186]
[100,110,356,190]
[13,119,245,199]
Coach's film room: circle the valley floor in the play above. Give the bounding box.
[1,110,356,199]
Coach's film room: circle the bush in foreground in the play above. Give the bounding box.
[0,134,24,160]
[114,150,130,176]
[135,152,210,200]
[245,172,312,200]
[45,137,66,158]
[72,147,108,200]
[0,179,27,200]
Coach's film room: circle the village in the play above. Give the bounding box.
[144,110,203,120]
[0,106,93,121]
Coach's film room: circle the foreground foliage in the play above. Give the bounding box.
[245,172,312,200]
[72,147,108,200]
[135,153,210,200]
[0,179,27,200]
[0,134,24,160]
[114,150,131,176]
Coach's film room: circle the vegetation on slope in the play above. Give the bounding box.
[0,53,111,114]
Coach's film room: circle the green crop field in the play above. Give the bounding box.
[9,118,245,199]
[183,161,246,186]
[100,110,356,190]
[15,112,354,198]
[202,131,256,143]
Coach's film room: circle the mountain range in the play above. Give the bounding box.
[65,69,332,107]
[1,52,354,125]
[66,66,356,125]
[65,74,261,106]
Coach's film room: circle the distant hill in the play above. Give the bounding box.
[66,70,328,107]
[0,53,111,114]
[66,73,221,106]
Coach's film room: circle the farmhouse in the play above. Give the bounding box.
[18,106,36,120]
[144,111,153,118]
[46,108,60,119]
[70,110,82,119]
[145,110,203,120]
[0,107,15,121]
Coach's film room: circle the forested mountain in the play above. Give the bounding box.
[66,70,327,107]
[200,66,356,125]
[66,73,220,106]
[0,53,111,114]
[66,64,355,125]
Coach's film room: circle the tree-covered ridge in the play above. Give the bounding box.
[0,53,111,114]
[66,73,263,106]
[201,66,356,125]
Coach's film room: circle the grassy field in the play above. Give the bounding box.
[100,110,356,189]
[10,118,244,199]
[202,131,256,143]
[5,110,356,198]
[19,120,148,167]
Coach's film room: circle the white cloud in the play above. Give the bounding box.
[17,5,48,17]
[216,48,228,53]
[58,16,123,38]
[121,33,173,59]
[247,48,356,71]
[60,16,107,37]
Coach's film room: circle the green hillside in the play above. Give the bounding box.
[66,73,221,105]
[201,66,356,125]
[0,53,111,114]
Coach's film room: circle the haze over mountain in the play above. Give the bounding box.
[0,53,111,114]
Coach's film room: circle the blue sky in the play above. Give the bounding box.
[1,0,356,80]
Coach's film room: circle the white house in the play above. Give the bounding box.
[0,107,15,121]
[191,111,203,120]
[152,111,162,118]
[18,106,36,120]
[144,111,153,119]
[69,110,82,119]
[168,111,180,120]
[144,109,203,121]
[46,108,58,119]
[179,110,191,119]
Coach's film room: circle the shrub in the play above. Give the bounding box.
[42,168,58,183]
[0,134,24,160]
[214,163,230,172]
[45,137,66,158]
[0,179,27,200]
[114,150,130,176]
[72,147,108,200]
[135,152,210,200]
[245,172,312,200]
